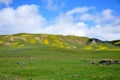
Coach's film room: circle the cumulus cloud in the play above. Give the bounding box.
[0,5,120,40]
[43,7,90,36]
[43,7,120,40]
[0,0,12,6]
[87,24,120,40]
[78,8,120,40]
[0,4,46,34]
[80,9,114,24]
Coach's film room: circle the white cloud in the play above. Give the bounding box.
[42,0,65,11]
[87,24,120,40]
[79,8,120,40]
[42,7,91,36]
[66,7,93,15]
[0,5,120,40]
[0,0,12,6]
[0,4,46,34]
[80,9,114,23]
[44,7,120,40]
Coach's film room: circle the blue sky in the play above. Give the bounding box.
[0,0,120,40]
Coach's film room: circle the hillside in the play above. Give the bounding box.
[0,33,119,50]
[0,33,120,80]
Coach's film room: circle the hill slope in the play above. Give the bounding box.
[0,33,119,50]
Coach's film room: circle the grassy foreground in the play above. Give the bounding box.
[0,45,120,80]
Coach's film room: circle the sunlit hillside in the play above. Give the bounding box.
[0,33,119,50]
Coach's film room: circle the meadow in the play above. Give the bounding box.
[0,45,120,80]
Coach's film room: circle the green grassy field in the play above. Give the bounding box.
[0,45,120,80]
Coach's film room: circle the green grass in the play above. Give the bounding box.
[0,45,120,80]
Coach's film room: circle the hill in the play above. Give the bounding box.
[0,33,120,80]
[0,33,119,50]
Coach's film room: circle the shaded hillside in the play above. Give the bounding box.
[109,40,120,46]
[0,33,119,50]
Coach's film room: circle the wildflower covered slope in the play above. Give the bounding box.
[0,33,119,50]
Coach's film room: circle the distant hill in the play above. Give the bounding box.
[0,33,119,50]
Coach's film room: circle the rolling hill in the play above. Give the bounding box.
[0,33,119,50]
[0,33,120,80]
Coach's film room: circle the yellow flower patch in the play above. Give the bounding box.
[51,43,65,48]
[43,39,49,44]
[12,42,20,47]
[84,44,93,50]
[98,45,107,50]
[29,39,36,43]
[51,36,64,45]
[0,40,4,44]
